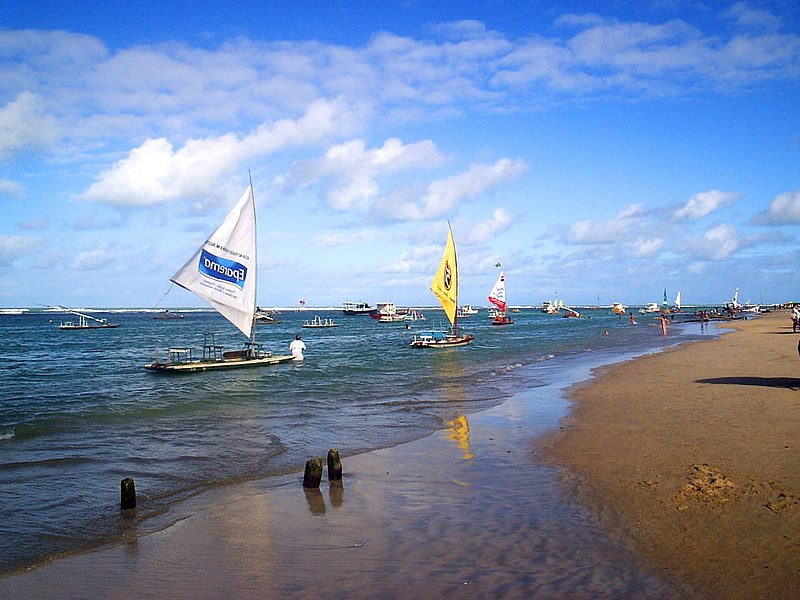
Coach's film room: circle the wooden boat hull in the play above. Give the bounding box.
[59,324,120,329]
[409,334,474,349]
[144,353,295,373]
[490,317,514,325]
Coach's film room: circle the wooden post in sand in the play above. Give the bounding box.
[327,448,343,481]
[303,458,323,488]
[120,477,136,510]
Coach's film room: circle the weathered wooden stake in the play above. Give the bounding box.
[327,448,343,481]
[303,458,323,488]
[120,477,136,510]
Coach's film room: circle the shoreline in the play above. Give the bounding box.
[0,326,702,599]
[5,313,792,597]
[540,310,800,598]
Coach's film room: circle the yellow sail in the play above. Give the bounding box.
[430,224,458,326]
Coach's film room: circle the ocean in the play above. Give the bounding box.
[0,306,713,577]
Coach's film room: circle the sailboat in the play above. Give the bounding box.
[58,306,119,329]
[145,182,294,372]
[674,290,682,311]
[488,269,513,325]
[409,223,474,348]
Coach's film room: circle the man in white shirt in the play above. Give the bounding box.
[289,334,306,361]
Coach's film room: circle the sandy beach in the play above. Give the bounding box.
[1,311,798,598]
[542,310,800,598]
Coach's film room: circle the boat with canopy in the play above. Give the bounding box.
[409,223,474,348]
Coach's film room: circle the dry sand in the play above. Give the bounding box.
[1,312,797,599]
[541,310,800,598]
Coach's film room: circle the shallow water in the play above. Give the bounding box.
[0,307,712,576]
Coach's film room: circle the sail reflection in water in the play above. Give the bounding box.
[447,415,475,461]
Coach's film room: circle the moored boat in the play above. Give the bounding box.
[342,301,376,316]
[58,307,119,329]
[145,180,294,372]
[410,223,473,348]
[488,268,513,325]
[303,315,338,328]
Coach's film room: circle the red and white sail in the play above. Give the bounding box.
[488,271,507,312]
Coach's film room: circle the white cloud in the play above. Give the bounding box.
[466,208,514,243]
[564,204,643,245]
[275,137,444,211]
[693,224,740,260]
[0,178,24,198]
[0,92,59,159]
[723,2,782,30]
[71,244,117,270]
[79,99,354,206]
[387,158,527,221]
[0,235,44,265]
[674,190,739,221]
[631,237,664,258]
[754,189,800,224]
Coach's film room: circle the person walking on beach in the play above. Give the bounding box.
[289,334,306,361]
[792,306,800,332]
[660,314,670,336]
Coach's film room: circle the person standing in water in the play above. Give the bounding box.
[289,334,306,361]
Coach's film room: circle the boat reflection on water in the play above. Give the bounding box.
[446,415,475,461]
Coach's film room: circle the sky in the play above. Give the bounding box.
[1,0,799,309]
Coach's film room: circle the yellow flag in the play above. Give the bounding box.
[430,225,458,326]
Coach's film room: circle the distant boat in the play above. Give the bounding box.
[58,307,119,330]
[674,290,682,311]
[302,315,338,328]
[410,223,474,348]
[611,302,626,315]
[153,309,184,320]
[342,301,376,316]
[488,270,513,325]
[373,302,408,322]
[459,305,479,316]
[639,302,659,314]
[145,181,294,372]
[254,307,280,323]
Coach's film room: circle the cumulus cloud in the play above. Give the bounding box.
[0,235,45,265]
[674,190,739,221]
[71,244,117,270]
[692,224,740,260]
[0,92,59,159]
[275,137,445,211]
[385,158,527,221]
[466,208,514,243]
[564,204,643,244]
[0,178,24,198]
[79,99,354,206]
[753,190,800,224]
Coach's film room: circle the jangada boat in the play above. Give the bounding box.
[58,307,119,329]
[488,268,513,325]
[145,180,294,372]
[410,223,474,349]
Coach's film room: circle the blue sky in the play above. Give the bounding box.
[1,1,799,309]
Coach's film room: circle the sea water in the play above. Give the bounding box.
[0,307,712,576]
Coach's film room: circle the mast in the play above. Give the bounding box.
[249,170,257,352]
[451,222,459,337]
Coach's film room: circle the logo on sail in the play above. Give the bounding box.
[443,261,452,291]
[199,248,247,289]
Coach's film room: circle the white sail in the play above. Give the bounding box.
[488,271,507,312]
[674,290,681,309]
[171,185,257,339]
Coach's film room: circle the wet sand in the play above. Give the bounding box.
[2,313,797,598]
[541,310,800,598]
